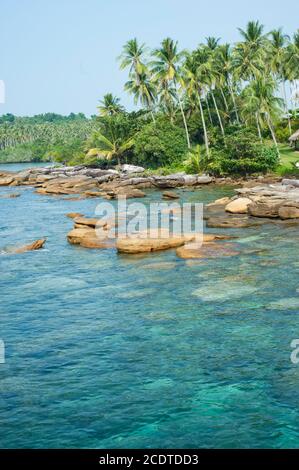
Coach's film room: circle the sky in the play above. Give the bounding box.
[1,0,299,117]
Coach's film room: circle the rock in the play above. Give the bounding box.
[183,175,199,186]
[116,230,195,254]
[278,205,299,219]
[248,200,282,218]
[79,238,115,249]
[66,212,83,219]
[0,193,21,198]
[197,175,213,184]
[282,179,299,188]
[120,164,145,174]
[84,190,103,197]
[67,228,96,244]
[206,216,264,228]
[73,217,108,228]
[104,187,146,199]
[0,176,14,186]
[162,190,179,200]
[152,175,185,188]
[176,242,239,259]
[207,197,231,207]
[13,239,46,253]
[225,197,252,214]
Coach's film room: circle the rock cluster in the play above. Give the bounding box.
[204,179,299,227]
[0,166,214,197]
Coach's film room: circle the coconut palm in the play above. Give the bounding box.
[87,131,134,165]
[118,38,147,78]
[124,71,156,121]
[98,93,124,116]
[269,29,292,134]
[151,38,191,147]
[182,52,210,156]
[214,44,240,123]
[243,76,283,152]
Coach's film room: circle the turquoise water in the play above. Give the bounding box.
[1,164,299,448]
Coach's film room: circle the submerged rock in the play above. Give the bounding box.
[162,190,180,200]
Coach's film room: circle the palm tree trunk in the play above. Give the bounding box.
[150,109,156,123]
[266,113,279,156]
[177,94,191,148]
[220,87,229,113]
[282,81,292,135]
[228,77,240,124]
[211,91,225,139]
[197,92,210,157]
[205,97,213,125]
[256,113,262,143]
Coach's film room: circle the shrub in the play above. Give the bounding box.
[206,128,279,175]
[133,119,188,168]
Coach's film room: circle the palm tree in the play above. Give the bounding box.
[233,20,266,81]
[151,38,191,147]
[124,71,156,121]
[182,52,210,156]
[98,93,124,116]
[118,38,147,78]
[269,29,292,134]
[214,44,240,123]
[243,76,283,153]
[87,131,134,165]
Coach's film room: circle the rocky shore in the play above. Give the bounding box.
[1,164,298,258]
[0,164,215,198]
[205,179,299,228]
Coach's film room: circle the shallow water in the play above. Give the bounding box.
[1,164,299,448]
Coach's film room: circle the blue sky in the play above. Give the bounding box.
[1,0,298,116]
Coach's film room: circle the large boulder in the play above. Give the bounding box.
[120,164,145,174]
[248,200,283,218]
[278,205,299,219]
[225,197,252,214]
[116,230,195,254]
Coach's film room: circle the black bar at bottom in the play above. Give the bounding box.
[0,449,299,467]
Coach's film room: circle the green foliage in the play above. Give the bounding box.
[133,119,188,168]
[206,128,279,175]
[183,145,203,173]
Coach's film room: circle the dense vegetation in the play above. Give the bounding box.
[1,21,299,175]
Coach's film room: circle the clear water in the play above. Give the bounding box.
[0,162,54,172]
[1,164,299,449]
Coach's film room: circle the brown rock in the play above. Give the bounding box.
[116,230,195,254]
[206,216,264,228]
[73,217,107,228]
[162,191,180,200]
[14,239,46,253]
[66,212,84,219]
[278,205,299,220]
[67,228,95,244]
[0,176,14,186]
[248,201,282,218]
[176,242,239,259]
[225,197,252,214]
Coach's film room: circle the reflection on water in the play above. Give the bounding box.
[0,168,299,448]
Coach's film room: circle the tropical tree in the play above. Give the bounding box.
[151,37,191,147]
[242,76,283,152]
[124,71,156,121]
[268,29,292,134]
[98,93,124,116]
[182,52,210,155]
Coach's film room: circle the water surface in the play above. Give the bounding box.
[1,164,299,448]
